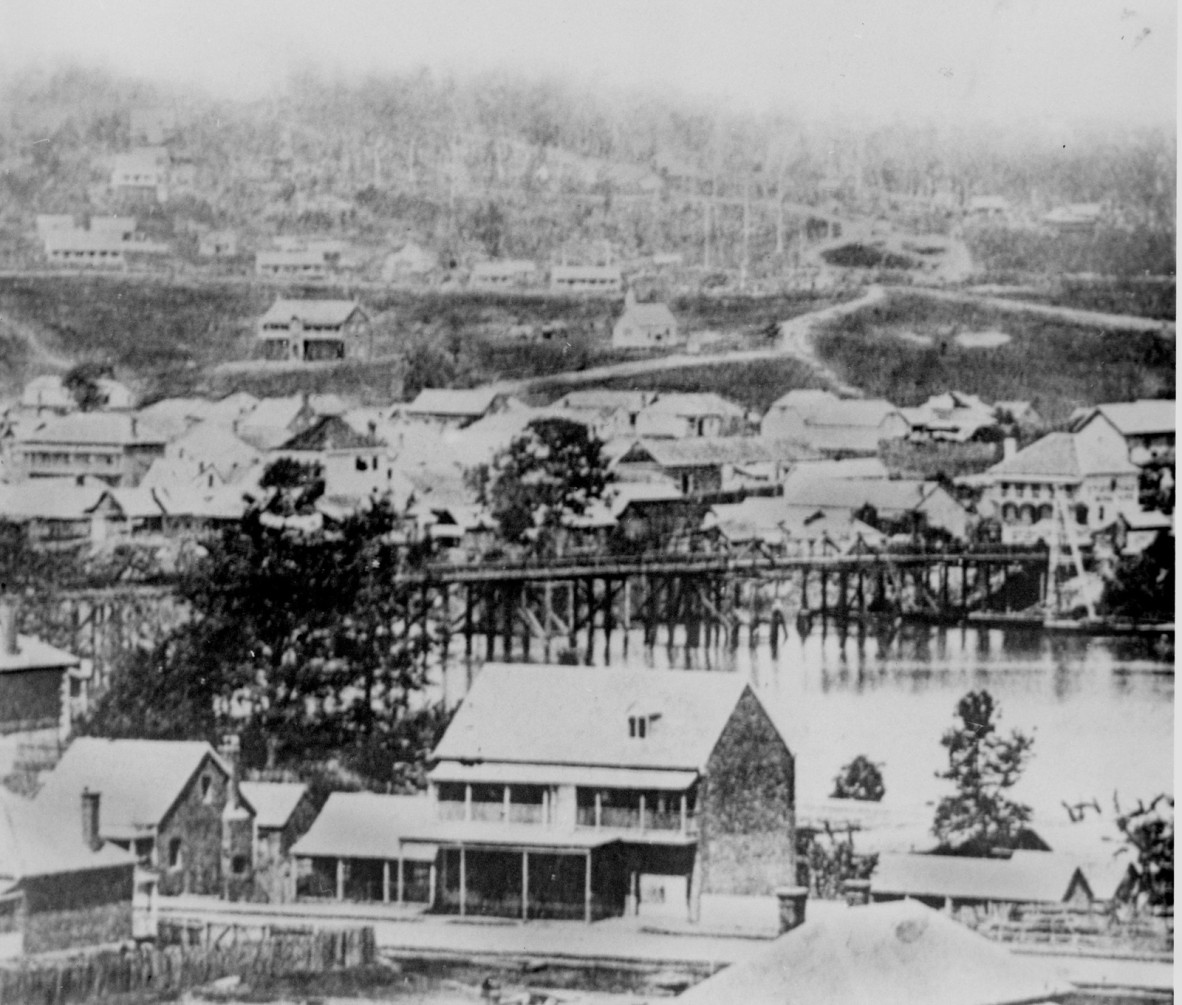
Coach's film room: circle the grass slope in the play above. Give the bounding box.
[812,293,1175,425]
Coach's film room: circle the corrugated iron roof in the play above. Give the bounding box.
[259,299,364,327]
[871,851,1083,903]
[238,782,308,831]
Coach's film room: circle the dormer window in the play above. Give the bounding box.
[628,713,661,738]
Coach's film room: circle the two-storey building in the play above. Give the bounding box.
[292,665,796,921]
[1069,399,1175,467]
[257,299,370,362]
[14,413,166,486]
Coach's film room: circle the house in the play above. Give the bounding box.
[20,375,75,414]
[966,195,1010,221]
[634,393,746,439]
[761,390,910,456]
[705,498,886,556]
[616,438,818,497]
[257,299,370,363]
[293,664,795,921]
[0,788,139,957]
[612,290,682,348]
[1096,507,1174,556]
[166,421,261,486]
[870,851,1113,912]
[110,147,169,201]
[34,213,76,240]
[0,476,124,549]
[780,476,971,540]
[550,264,623,295]
[381,242,437,282]
[607,481,702,552]
[198,230,239,259]
[0,601,82,777]
[1069,399,1175,466]
[36,738,256,898]
[235,395,318,451]
[469,259,538,291]
[969,429,1140,544]
[43,227,129,269]
[401,388,512,428]
[902,391,1000,443]
[677,899,1069,1005]
[552,390,657,440]
[256,249,331,281]
[14,413,166,486]
[239,781,316,903]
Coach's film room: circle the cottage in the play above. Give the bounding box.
[902,391,999,443]
[969,428,1140,544]
[0,476,124,549]
[238,782,316,903]
[635,393,746,438]
[0,602,82,776]
[1069,399,1175,466]
[550,264,623,295]
[780,476,971,540]
[469,259,538,291]
[36,739,256,898]
[14,413,166,486]
[257,299,370,363]
[761,390,910,456]
[677,899,1069,1005]
[294,665,796,921]
[552,390,657,440]
[401,388,512,428]
[612,290,682,347]
[705,498,886,556]
[256,249,330,281]
[616,438,817,497]
[0,788,138,957]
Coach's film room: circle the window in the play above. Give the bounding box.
[168,838,184,869]
[201,774,213,803]
[628,716,647,739]
[231,855,249,875]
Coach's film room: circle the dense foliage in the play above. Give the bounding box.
[1100,531,1175,623]
[81,500,449,791]
[932,690,1035,855]
[1114,793,1174,908]
[480,417,612,549]
[796,826,878,899]
[831,755,886,802]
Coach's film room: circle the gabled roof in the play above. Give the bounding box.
[280,414,383,452]
[622,437,818,469]
[640,393,744,419]
[259,299,365,328]
[988,432,1138,480]
[432,663,764,772]
[555,390,655,413]
[36,738,243,840]
[677,899,1069,1005]
[782,477,952,514]
[1075,400,1176,437]
[0,789,136,881]
[291,793,437,860]
[238,782,308,831]
[404,388,503,419]
[0,476,110,521]
[618,301,676,327]
[872,851,1087,904]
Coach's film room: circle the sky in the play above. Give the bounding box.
[0,0,1175,127]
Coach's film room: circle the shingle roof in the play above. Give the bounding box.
[872,851,1087,903]
[36,738,239,839]
[19,412,166,447]
[291,793,436,859]
[432,663,762,771]
[404,388,502,419]
[0,789,137,880]
[259,299,364,328]
[1084,400,1176,437]
[677,899,1069,1005]
[238,782,308,831]
[989,432,1137,479]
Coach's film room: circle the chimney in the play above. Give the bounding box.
[81,788,102,851]
[0,596,19,657]
[774,885,809,934]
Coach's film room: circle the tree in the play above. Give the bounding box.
[481,417,612,550]
[932,690,1035,854]
[82,498,446,790]
[832,755,885,802]
[1100,530,1174,622]
[1114,793,1174,909]
[795,824,878,899]
[63,362,113,412]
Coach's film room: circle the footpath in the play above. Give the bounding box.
[159,895,1173,993]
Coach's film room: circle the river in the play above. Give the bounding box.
[441,623,1173,829]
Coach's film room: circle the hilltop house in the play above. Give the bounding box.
[256,249,329,280]
[257,299,370,363]
[293,664,796,921]
[968,427,1140,544]
[612,291,682,348]
[110,147,169,201]
[36,738,256,899]
[470,259,538,291]
[14,413,167,486]
[0,789,138,957]
[761,390,910,456]
[551,264,623,295]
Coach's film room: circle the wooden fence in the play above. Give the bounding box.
[0,925,375,1005]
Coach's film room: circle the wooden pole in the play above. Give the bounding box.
[459,847,467,917]
[522,851,529,922]
[584,578,596,665]
[584,851,593,924]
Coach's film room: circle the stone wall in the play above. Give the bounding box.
[157,756,231,896]
[699,687,795,895]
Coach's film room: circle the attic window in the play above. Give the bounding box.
[629,713,661,738]
[201,775,213,803]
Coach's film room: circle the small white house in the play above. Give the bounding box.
[612,290,682,348]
